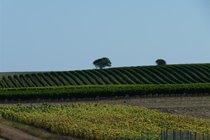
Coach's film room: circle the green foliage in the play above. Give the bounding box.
[156,59,166,65]
[93,57,112,69]
[1,64,210,88]
[0,83,210,101]
[0,104,209,140]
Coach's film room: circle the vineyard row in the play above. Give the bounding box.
[1,64,210,88]
[0,83,210,101]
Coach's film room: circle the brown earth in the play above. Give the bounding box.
[0,123,43,140]
[89,96,210,119]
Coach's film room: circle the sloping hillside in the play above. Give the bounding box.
[1,63,210,88]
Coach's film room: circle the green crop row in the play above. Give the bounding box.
[1,64,210,88]
[0,83,210,101]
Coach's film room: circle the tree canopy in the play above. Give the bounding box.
[156,59,166,65]
[93,57,112,69]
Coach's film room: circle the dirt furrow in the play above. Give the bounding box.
[0,123,43,140]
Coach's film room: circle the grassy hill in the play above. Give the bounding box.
[1,63,210,88]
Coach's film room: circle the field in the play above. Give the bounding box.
[0,104,209,140]
[0,83,210,101]
[0,64,210,140]
[85,96,210,119]
[1,63,210,88]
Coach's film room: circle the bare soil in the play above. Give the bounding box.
[0,123,42,140]
[89,96,210,119]
[0,118,80,140]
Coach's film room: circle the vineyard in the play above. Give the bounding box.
[0,64,210,140]
[1,64,210,88]
[0,104,209,140]
[0,83,210,101]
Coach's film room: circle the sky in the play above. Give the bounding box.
[0,0,210,72]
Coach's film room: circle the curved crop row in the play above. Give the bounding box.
[1,64,210,88]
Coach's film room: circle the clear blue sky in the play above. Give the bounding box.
[0,0,210,72]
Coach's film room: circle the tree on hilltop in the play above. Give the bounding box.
[93,57,112,69]
[156,59,166,65]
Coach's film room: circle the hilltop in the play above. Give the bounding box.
[1,63,210,88]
